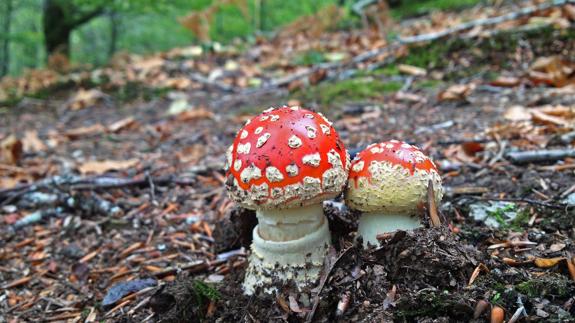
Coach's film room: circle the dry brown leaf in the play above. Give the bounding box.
[534,257,565,268]
[78,159,139,175]
[490,76,520,87]
[567,257,575,281]
[438,84,475,101]
[395,91,425,103]
[64,124,106,139]
[503,105,531,121]
[22,131,46,153]
[398,64,427,76]
[176,145,206,164]
[0,135,23,165]
[549,243,566,252]
[529,56,575,88]
[68,88,107,110]
[108,117,137,133]
[531,110,571,127]
[176,108,215,121]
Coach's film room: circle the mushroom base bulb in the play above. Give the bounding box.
[358,213,421,247]
[243,205,331,295]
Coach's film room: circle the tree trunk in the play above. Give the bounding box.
[43,0,72,57]
[1,0,13,77]
[42,0,103,58]
[108,12,119,59]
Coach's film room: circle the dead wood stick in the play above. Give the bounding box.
[427,180,441,228]
[398,0,575,43]
[505,149,575,164]
[187,72,237,92]
[0,174,198,205]
[473,197,567,210]
[152,249,245,279]
[306,246,353,323]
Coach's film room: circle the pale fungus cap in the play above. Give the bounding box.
[345,140,443,214]
[225,106,350,210]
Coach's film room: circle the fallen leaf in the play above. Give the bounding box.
[504,105,531,121]
[0,135,23,165]
[65,124,106,139]
[22,131,46,153]
[438,83,475,101]
[529,56,575,88]
[531,110,571,127]
[398,64,427,76]
[276,295,290,313]
[534,257,565,268]
[490,76,520,87]
[549,243,566,252]
[167,99,192,115]
[176,108,214,121]
[567,257,575,281]
[288,294,303,313]
[67,88,107,110]
[108,117,136,133]
[78,159,139,175]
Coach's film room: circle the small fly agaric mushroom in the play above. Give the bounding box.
[345,140,443,247]
[224,105,349,294]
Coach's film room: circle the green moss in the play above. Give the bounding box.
[391,0,483,19]
[414,79,442,89]
[372,65,401,77]
[515,275,574,298]
[293,77,402,105]
[293,50,326,66]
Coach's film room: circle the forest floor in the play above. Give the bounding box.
[1,0,575,322]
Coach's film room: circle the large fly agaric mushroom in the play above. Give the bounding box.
[345,140,443,247]
[224,106,350,294]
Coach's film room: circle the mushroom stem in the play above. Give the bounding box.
[256,203,325,241]
[358,213,421,247]
[243,204,332,295]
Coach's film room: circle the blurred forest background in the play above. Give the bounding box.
[0,0,478,78]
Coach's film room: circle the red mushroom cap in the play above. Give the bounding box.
[345,140,443,213]
[225,106,350,209]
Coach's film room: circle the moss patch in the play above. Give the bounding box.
[391,0,482,19]
[293,77,402,105]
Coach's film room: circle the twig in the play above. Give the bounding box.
[398,0,575,43]
[151,248,245,279]
[306,246,353,323]
[473,197,568,210]
[505,149,575,164]
[187,72,237,92]
[427,180,441,228]
[0,174,201,205]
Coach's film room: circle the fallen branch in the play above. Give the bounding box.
[474,197,568,210]
[398,0,575,43]
[505,149,575,164]
[0,173,199,205]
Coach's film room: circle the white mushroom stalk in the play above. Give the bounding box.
[345,141,443,247]
[224,106,350,294]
